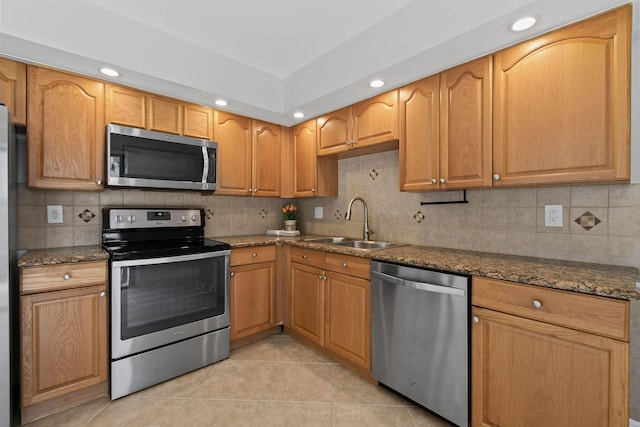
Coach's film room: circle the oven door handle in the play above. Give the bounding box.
[111,250,231,267]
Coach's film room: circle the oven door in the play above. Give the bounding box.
[110,250,230,360]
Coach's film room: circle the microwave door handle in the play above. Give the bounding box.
[201,147,209,183]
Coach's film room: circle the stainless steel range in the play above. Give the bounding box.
[102,208,231,399]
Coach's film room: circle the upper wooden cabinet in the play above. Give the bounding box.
[291,119,338,198]
[400,56,492,191]
[0,58,27,125]
[214,112,280,197]
[105,84,213,140]
[317,90,399,156]
[492,5,631,186]
[440,56,493,190]
[27,67,105,190]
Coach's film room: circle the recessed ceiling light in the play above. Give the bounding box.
[293,112,305,119]
[99,67,120,77]
[510,16,537,32]
[369,79,385,88]
[214,99,228,107]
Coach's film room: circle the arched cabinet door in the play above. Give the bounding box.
[27,66,105,190]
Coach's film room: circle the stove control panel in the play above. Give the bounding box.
[105,208,203,229]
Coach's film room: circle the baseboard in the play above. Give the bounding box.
[630,418,640,427]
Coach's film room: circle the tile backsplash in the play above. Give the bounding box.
[296,150,640,268]
[17,185,284,249]
[17,149,640,268]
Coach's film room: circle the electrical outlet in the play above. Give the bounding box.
[47,205,64,224]
[544,205,563,227]
[314,207,324,219]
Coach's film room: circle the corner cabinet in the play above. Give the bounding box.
[492,5,631,186]
[27,67,105,190]
[20,261,108,424]
[229,246,276,341]
[472,276,629,427]
[0,58,27,125]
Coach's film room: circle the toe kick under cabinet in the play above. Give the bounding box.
[20,261,108,424]
[471,276,629,427]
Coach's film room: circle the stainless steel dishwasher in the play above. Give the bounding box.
[371,261,470,427]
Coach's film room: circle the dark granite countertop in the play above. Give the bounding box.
[18,245,109,267]
[214,234,640,300]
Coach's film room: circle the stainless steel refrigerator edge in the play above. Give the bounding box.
[0,105,19,427]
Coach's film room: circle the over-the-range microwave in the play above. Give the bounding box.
[106,124,217,191]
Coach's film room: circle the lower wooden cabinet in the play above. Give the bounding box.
[20,260,108,423]
[472,277,629,427]
[287,248,371,374]
[229,246,276,341]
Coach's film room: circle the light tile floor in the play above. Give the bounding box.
[25,334,452,426]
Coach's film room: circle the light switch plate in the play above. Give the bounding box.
[314,207,323,219]
[47,205,63,224]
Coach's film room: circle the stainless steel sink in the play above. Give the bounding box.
[304,236,354,244]
[335,240,401,250]
[304,236,403,251]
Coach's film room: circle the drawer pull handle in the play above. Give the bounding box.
[342,261,348,267]
[100,291,106,297]
[532,300,542,309]
[63,273,71,280]
[252,252,257,258]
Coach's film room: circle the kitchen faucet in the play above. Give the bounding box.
[345,197,374,241]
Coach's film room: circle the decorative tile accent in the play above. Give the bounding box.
[259,209,268,218]
[78,209,95,223]
[369,169,379,180]
[574,211,601,230]
[414,211,425,224]
[205,209,214,220]
[334,210,342,220]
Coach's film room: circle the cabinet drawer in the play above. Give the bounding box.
[289,247,324,269]
[472,277,629,341]
[230,245,276,266]
[20,261,107,295]
[325,253,370,280]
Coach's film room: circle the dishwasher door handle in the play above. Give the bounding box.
[371,270,466,297]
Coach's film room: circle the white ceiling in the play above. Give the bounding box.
[0,0,636,126]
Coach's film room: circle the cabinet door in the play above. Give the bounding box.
[0,58,26,125]
[353,90,399,148]
[147,95,182,135]
[293,120,318,197]
[230,261,276,341]
[252,120,280,197]
[472,307,628,427]
[440,56,492,189]
[21,285,108,407]
[325,272,370,370]
[105,84,147,128]
[183,103,213,140]
[289,262,324,345]
[214,111,253,195]
[27,67,105,190]
[399,76,440,191]
[316,106,352,156]
[493,6,631,186]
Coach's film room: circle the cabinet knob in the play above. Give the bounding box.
[473,316,479,324]
[96,179,103,186]
[230,272,235,277]
[318,274,323,280]
[248,188,253,193]
[532,299,542,309]
[100,291,106,297]
[312,188,317,193]
[431,178,437,184]
[252,252,257,258]
[302,255,308,259]
[342,261,348,268]
[493,174,501,181]
[253,189,258,194]
[63,273,71,280]
[439,178,446,184]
